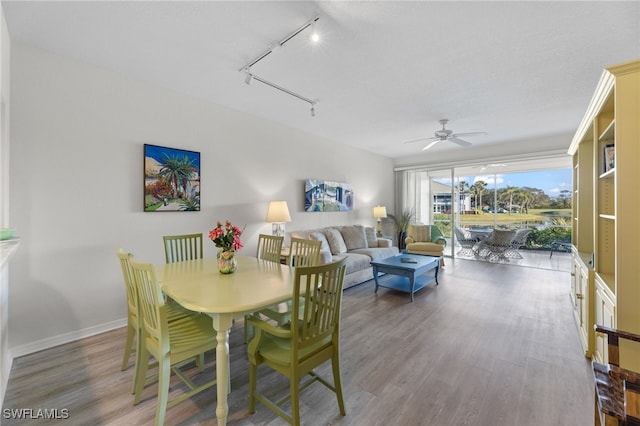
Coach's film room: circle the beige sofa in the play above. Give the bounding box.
[289,225,399,289]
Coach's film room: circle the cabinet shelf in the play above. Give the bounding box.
[599,214,615,220]
[599,119,615,141]
[599,168,615,180]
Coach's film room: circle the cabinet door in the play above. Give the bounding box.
[593,283,616,364]
[570,259,579,320]
[578,267,589,344]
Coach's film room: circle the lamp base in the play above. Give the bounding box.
[376,220,383,237]
[272,223,285,237]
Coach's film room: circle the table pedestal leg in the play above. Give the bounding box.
[211,314,233,426]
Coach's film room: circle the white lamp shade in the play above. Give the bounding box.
[266,201,292,223]
[373,205,387,219]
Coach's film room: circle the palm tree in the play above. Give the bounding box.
[158,154,198,199]
[457,180,470,212]
[470,181,487,210]
[476,180,488,211]
[501,186,519,214]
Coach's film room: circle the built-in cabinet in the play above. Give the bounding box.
[568,58,640,372]
[571,253,594,357]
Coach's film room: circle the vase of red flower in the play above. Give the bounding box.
[216,250,237,274]
[209,220,243,274]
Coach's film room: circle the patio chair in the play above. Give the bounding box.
[476,229,516,262]
[505,228,531,259]
[453,226,478,256]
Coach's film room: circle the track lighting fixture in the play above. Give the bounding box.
[239,16,320,117]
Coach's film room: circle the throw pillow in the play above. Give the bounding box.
[340,225,367,250]
[323,228,347,254]
[364,227,378,247]
[309,232,331,252]
[413,225,431,242]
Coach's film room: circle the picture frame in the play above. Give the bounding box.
[604,143,615,173]
[304,179,354,212]
[144,144,201,212]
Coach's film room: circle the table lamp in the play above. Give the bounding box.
[266,201,292,237]
[373,205,387,237]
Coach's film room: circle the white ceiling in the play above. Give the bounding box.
[3,1,639,166]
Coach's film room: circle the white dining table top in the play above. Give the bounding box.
[156,255,295,314]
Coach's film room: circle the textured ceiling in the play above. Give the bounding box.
[3,1,639,166]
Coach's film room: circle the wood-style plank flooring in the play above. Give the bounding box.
[3,256,592,425]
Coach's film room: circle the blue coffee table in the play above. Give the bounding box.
[370,254,440,302]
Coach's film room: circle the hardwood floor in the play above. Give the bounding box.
[3,258,592,425]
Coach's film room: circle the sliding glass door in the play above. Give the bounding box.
[396,157,572,269]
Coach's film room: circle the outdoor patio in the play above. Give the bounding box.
[450,241,572,272]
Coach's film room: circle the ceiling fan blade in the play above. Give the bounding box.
[403,136,438,144]
[449,137,472,147]
[422,140,440,150]
[450,131,487,138]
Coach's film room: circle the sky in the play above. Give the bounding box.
[458,168,572,198]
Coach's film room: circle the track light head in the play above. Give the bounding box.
[310,18,320,43]
[244,70,252,85]
[310,106,315,117]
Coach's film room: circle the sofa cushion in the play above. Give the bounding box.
[350,246,399,261]
[338,252,373,275]
[340,225,368,250]
[323,228,347,254]
[309,232,331,252]
[364,227,378,247]
[410,225,431,242]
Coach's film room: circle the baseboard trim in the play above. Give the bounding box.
[9,318,127,360]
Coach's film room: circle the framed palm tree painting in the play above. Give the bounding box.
[144,144,200,212]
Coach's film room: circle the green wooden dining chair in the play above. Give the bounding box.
[248,237,323,342]
[162,233,203,264]
[130,258,218,426]
[256,233,284,263]
[117,248,204,395]
[245,234,285,342]
[247,257,348,426]
[287,237,322,267]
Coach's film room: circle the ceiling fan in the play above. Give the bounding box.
[404,119,487,150]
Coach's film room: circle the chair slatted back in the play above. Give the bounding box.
[292,258,347,351]
[289,237,322,267]
[256,234,284,263]
[130,259,167,349]
[163,233,203,264]
[116,248,138,318]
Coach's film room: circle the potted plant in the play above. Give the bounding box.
[387,208,415,250]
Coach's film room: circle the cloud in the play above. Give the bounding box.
[474,175,504,185]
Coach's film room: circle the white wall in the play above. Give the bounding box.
[0,3,11,405]
[7,43,394,356]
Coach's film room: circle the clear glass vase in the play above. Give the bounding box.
[217,250,237,274]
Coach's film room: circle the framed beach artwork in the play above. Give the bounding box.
[304,179,354,212]
[144,144,201,212]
